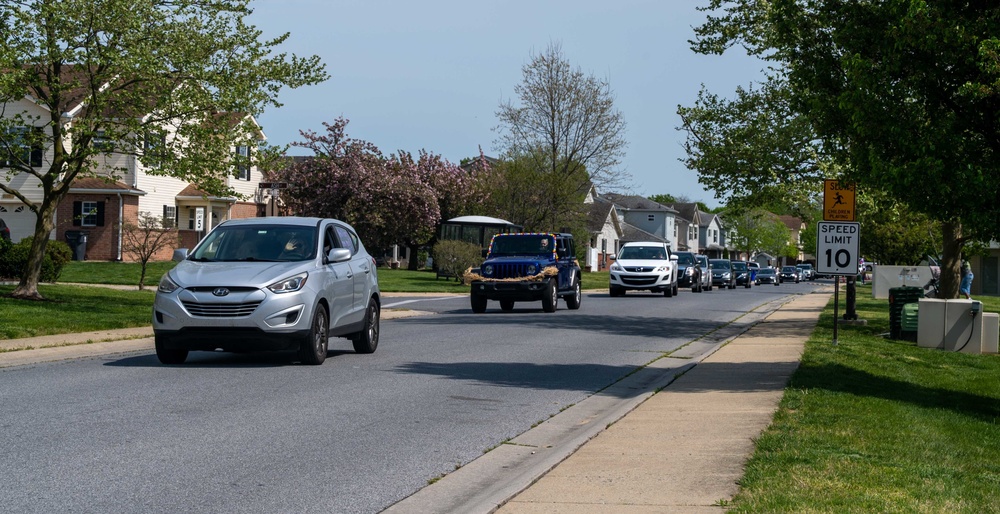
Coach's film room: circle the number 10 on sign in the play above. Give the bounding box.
[816,221,860,276]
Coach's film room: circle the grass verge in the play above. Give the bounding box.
[729,288,1000,513]
[0,284,155,339]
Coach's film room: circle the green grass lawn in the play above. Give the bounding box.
[0,284,156,340]
[730,287,1000,513]
[58,260,178,287]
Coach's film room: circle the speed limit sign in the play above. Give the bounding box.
[816,221,860,275]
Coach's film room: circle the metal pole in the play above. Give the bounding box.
[833,276,840,345]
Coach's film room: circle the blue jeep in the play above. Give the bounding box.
[469,233,582,313]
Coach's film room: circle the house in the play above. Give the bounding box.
[601,193,678,251]
[583,192,621,272]
[0,69,267,261]
[699,211,728,259]
[778,215,807,264]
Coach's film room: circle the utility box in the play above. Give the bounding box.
[888,286,923,339]
[983,313,999,354]
[900,302,919,341]
[917,298,947,349]
[943,300,982,354]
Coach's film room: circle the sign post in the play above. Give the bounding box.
[817,220,861,345]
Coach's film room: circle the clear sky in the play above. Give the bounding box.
[249,0,764,208]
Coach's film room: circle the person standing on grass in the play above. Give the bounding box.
[959,260,973,299]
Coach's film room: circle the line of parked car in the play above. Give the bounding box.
[607,242,818,296]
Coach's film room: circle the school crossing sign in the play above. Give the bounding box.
[816,221,861,276]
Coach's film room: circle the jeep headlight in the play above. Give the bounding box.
[483,264,493,276]
[268,272,308,294]
[527,264,537,275]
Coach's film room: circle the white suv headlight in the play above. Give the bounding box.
[610,262,623,272]
[268,272,308,294]
[157,274,179,294]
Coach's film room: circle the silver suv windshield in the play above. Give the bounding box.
[190,225,317,262]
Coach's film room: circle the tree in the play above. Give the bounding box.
[687,1,1000,297]
[275,119,482,267]
[0,0,327,300]
[121,213,179,290]
[495,42,629,200]
[724,209,790,261]
[481,150,590,233]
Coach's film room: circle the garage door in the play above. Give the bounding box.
[0,204,53,243]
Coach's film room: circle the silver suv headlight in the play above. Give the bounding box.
[157,273,179,294]
[268,272,308,294]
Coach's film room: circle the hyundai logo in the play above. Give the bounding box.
[213,287,230,297]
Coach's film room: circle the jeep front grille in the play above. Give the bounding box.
[490,263,537,280]
[182,300,261,317]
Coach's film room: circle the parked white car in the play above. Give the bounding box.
[608,241,679,297]
[152,217,380,365]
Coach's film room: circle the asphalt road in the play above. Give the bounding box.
[0,280,826,513]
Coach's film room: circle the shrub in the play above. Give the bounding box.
[433,240,482,280]
[0,238,73,282]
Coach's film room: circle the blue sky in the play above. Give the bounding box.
[249,0,764,208]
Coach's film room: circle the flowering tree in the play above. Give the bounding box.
[275,118,485,265]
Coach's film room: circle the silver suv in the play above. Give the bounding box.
[152,217,380,365]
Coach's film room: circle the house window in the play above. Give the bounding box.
[162,205,177,228]
[234,145,250,180]
[73,201,104,227]
[2,127,44,168]
[713,230,718,243]
[93,130,114,153]
[143,130,166,168]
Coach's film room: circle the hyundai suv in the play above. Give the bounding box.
[152,217,381,365]
[469,232,581,313]
[609,241,679,297]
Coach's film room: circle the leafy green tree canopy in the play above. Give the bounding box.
[0,0,327,299]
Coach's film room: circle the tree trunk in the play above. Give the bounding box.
[10,201,59,301]
[938,220,963,299]
[407,243,420,271]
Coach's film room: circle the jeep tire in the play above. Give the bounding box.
[500,300,515,311]
[564,277,582,310]
[541,279,558,312]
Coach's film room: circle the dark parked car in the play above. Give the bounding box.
[710,259,736,289]
[731,260,753,288]
[779,266,801,283]
[675,251,710,292]
[0,218,10,241]
[755,268,780,285]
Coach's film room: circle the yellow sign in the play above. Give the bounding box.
[823,179,856,221]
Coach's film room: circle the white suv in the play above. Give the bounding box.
[609,241,679,297]
[153,217,380,365]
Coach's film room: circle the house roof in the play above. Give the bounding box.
[602,193,678,213]
[778,215,804,231]
[620,221,666,243]
[68,177,145,196]
[585,197,619,234]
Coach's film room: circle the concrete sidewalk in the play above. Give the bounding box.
[492,289,829,513]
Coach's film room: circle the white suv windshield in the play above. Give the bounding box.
[619,246,668,260]
[190,225,317,262]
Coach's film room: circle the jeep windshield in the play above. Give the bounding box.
[489,235,555,257]
[190,225,317,262]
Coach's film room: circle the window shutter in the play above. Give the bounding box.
[96,202,105,227]
[72,201,82,227]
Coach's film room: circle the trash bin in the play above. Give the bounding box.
[65,230,87,261]
[888,286,923,339]
[900,302,919,341]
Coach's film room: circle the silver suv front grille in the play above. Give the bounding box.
[181,301,262,317]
